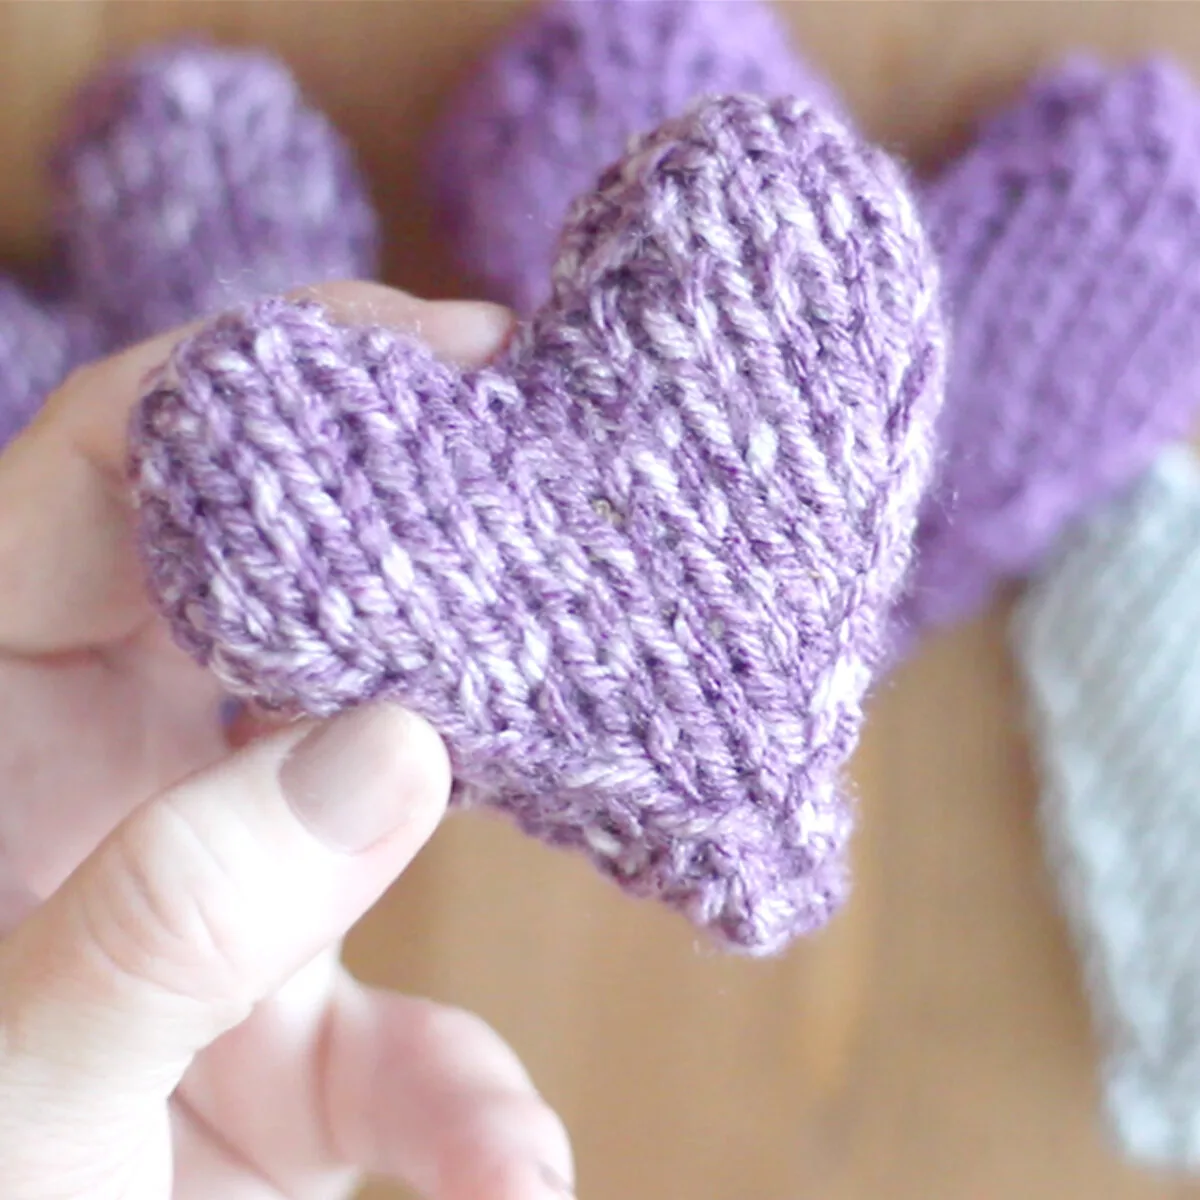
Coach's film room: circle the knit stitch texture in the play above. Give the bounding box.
[894,58,1200,652]
[1012,447,1200,1168]
[435,30,1200,655]
[0,39,378,448]
[428,0,840,314]
[130,94,946,954]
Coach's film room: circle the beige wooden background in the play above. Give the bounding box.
[3,2,1200,1197]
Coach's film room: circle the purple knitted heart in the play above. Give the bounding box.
[429,0,841,314]
[0,40,379,449]
[893,58,1200,650]
[432,16,1200,658]
[52,39,378,348]
[130,95,946,954]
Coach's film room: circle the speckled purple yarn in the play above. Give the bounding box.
[0,40,379,450]
[428,0,841,314]
[892,58,1200,651]
[434,21,1200,656]
[52,39,378,347]
[131,95,946,954]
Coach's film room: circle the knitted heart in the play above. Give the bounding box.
[0,39,378,448]
[892,58,1200,651]
[130,94,946,954]
[1013,447,1200,1166]
[434,31,1200,658]
[429,0,841,314]
[53,39,378,347]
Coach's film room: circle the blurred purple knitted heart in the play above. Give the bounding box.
[130,94,947,954]
[0,38,378,448]
[428,0,841,314]
[894,57,1200,650]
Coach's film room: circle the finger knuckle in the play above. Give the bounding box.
[79,797,253,1019]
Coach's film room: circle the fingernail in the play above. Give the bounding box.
[280,705,430,853]
[432,300,516,365]
[539,1163,576,1196]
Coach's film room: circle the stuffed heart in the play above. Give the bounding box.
[428,0,841,314]
[52,38,378,346]
[1013,447,1200,1166]
[433,26,1200,659]
[0,39,378,448]
[892,57,1200,650]
[130,94,946,954]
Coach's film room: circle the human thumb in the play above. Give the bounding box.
[0,703,448,1179]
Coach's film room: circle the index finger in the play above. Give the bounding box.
[0,283,514,654]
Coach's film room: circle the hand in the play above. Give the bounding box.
[0,283,574,1199]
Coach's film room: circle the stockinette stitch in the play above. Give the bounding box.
[893,57,1200,652]
[1012,448,1200,1168]
[52,39,378,347]
[435,33,1200,656]
[0,39,378,449]
[908,58,1200,1159]
[129,94,947,954]
[428,0,840,314]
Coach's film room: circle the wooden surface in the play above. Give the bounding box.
[4,3,1200,1197]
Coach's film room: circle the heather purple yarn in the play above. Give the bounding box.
[433,9,1200,657]
[52,39,378,347]
[893,58,1200,650]
[0,40,379,450]
[429,0,841,314]
[131,95,946,954]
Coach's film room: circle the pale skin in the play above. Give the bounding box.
[0,283,574,1199]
